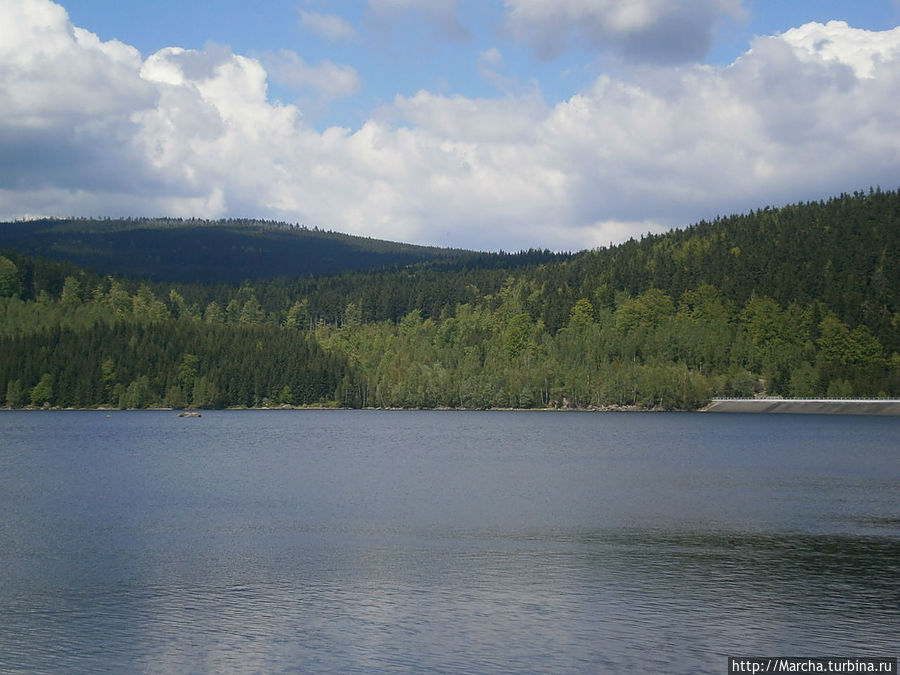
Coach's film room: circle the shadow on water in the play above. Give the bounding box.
[5,525,895,674]
[1,411,897,673]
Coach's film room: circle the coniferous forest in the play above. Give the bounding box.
[1,189,898,410]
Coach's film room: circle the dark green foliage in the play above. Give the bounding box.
[265,189,897,336]
[0,256,20,297]
[29,373,53,407]
[0,217,561,283]
[0,317,349,409]
[552,189,900,347]
[5,379,24,408]
[1,190,898,409]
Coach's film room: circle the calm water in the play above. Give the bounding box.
[0,410,897,673]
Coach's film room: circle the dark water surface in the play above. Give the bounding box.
[1,411,897,673]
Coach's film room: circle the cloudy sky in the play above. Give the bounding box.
[1,0,898,251]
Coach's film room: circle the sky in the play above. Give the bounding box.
[1,1,899,252]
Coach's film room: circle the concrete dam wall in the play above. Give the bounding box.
[701,398,900,415]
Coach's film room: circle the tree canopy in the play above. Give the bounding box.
[2,190,898,410]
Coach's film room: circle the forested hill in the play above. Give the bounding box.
[563,188,899,342]
[0,217,517,282]
[1,190,898,410]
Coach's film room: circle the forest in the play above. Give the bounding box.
[0,216,564,283]
[1,189,898,410]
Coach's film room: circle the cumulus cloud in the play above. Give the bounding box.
[260,49,361,102]
[779,20,900,78]
[388,90,548,144]
[0,0,158,198]
[503,0,746,62]
[299,10,357,42]
[1,0,899,253]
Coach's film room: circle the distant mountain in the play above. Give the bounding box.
[0,217,480,283]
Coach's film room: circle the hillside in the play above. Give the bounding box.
[0,217,482,282]
[1,190,898,410]
[187,189,897,346]
[563,188,900,348]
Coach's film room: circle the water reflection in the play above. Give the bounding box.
[1,411,898,673]
[3,525,896,673]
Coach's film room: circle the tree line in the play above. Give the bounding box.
[1,190,898,409]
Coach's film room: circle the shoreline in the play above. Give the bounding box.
[2,404,666,413]
[5,399,900,414]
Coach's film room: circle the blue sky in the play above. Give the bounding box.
[2,0,899,251]
[61,0,899,128]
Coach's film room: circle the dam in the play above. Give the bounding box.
[701,398,900,415]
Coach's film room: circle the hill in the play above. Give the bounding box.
[192,189,897,346]
[564,188,899,346]
[0,217,483,282]
[1,190,898,410]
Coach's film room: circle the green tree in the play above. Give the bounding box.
[164,385,186,409]
[789,362,822,397]
[239,296,265,324]
[6,379,24,408]
[224,298,241,323]
[60,276,83,305]
[101,358,117,404]
[167,289,190,319]
[818,316,854,365]
[847,325,884,366]
[740,296,807,393]
[826,378,853,398]
[192,376,219,409]
[278,384,294,405]
[106,279,132,315]
[132,284,167,321]
[177,353,200,392]
[30,373,54,407]
[568,298,595,329]
[120,375,153,409]
[818,317,883,366]
[204,301,224,323]
[726,370,758,397]
[0,256,20,297]
[398,309,423,336]
[740,296,786,348]
[504,313,534,362]
[615,289,674,331]
[285,299,310,330]
[341,301,362,329]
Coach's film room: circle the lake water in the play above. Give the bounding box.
[0,410,897,673]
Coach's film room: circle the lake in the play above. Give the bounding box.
[0,410,897,673]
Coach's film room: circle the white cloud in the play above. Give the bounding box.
[388,90,548,143]
[1,0,899,253]
[477,47,512,91]
[261,50,361,102]
[503,0,746,62]
[480,47,504,70]
[779,20,900,79]
[0,0,153,121]
[0,0,157,198]
[299,10,357,41]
